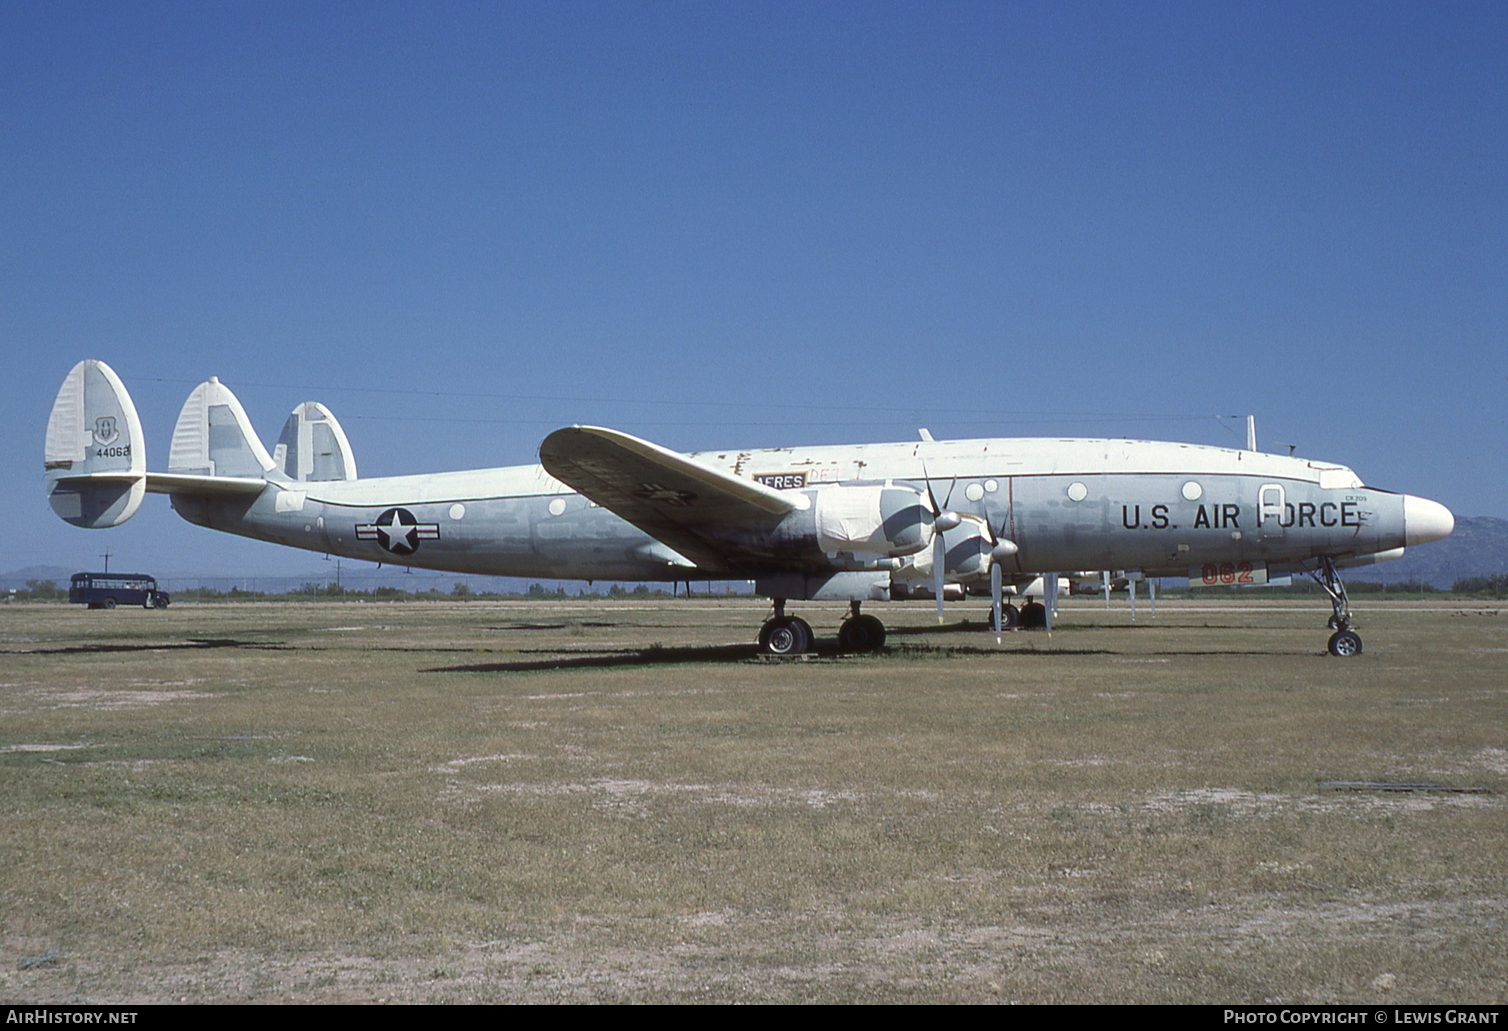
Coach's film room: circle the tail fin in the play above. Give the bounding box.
[273,402,358,482]
[167,378,277,479]
[44,360,147,528]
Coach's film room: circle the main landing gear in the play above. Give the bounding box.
[758,600,886,655]
[1310,556,1363,657]
[986,602,1020,632]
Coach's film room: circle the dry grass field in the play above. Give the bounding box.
[1,597,1504,1004]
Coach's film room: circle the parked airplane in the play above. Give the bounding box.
[44,360,1454,656]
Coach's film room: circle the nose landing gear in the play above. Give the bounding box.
[1310,557,1363,657]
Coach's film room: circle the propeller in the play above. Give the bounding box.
[922,467,961,623]
[986,514,1018,642]
[917,463,1020,634]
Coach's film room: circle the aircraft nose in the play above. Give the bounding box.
[1403,495,1454,546]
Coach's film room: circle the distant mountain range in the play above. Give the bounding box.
[1343,516,1508,588]
[1,562,743,597]
[7,517,1504,593]
[0,564,612,597]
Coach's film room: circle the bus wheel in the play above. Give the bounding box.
[154,596,169,609]
[103,597,116,609]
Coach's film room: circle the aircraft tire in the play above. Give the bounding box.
[759,617,810,656]
[1019,601,1046,629]
[838,615,886,652]
[988,604,1020,632]
[1327,630,1362,657]
[792,616,813,648]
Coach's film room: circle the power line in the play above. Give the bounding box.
[138,375,1226,425]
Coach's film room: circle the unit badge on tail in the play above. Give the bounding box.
[356,508,440,555]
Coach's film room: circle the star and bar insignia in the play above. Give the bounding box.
[355,507,441,555]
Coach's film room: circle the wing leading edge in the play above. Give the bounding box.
[540,425,809,573]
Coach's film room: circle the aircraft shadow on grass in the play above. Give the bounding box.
[421,638,1127,674]
[6,638,289,656]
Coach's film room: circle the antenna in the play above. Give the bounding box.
[101,548,111,573]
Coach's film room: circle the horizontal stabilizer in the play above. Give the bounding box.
[44,360,146,527]
[145,472,268,497]
[274,402,357,482]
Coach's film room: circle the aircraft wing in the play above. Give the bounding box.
[540,425,807,573]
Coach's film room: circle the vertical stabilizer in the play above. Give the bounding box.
[168,378,277,478]
[43,360,147,527]
[273,402,358,482]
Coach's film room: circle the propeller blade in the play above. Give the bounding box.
[934,531,946,623]
[922,462,959,624]
[991,560,1003,643]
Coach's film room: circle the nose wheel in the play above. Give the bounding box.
[1327,629,1363,657]
[1311,557,1363,657]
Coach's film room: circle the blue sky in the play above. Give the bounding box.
[4,1,1504,576]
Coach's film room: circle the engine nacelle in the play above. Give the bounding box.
[891,514,999,583]
[812,484,935,557]
[940,515,995,582]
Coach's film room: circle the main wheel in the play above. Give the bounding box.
[791,616,813,647]
[1327,630,1362,657]
[987,604,1020,632]
[1019,601,1046,629]
[838,614,886,652]
[759,617,810,656]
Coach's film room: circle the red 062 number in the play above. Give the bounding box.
[1201,562,1254,585]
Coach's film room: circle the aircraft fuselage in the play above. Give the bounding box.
[167,436,1423,587]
